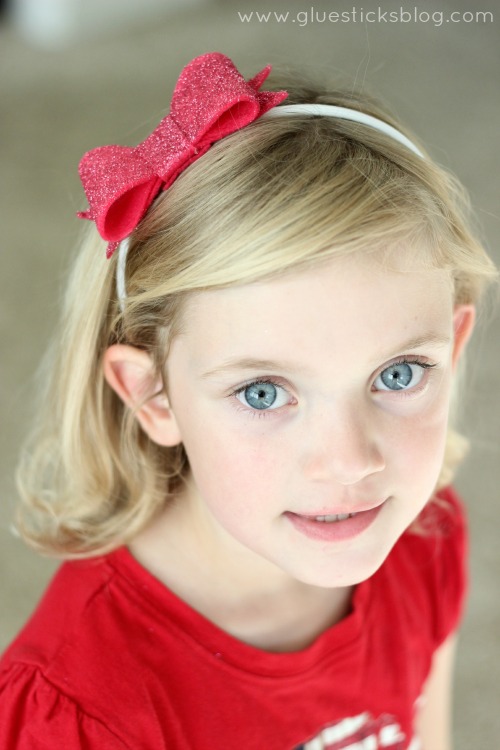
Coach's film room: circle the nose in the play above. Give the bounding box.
[300,399,385,486]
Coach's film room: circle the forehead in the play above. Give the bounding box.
[176,252,454,368]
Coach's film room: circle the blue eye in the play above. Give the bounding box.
[235,380,289,411]
[375,361,426,392]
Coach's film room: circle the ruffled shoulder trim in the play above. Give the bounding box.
[0,663,129,749]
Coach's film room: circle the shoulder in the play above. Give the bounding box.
[1,553,119,671]
[0,550,146,746]
[387,485,468,647]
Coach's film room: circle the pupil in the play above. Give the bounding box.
[382,363,412,390]
[245,382,277,409]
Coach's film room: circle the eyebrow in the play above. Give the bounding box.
[199,333,452,380]
[200,357,308,380]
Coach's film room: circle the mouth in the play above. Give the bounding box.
[285,498,389,541]
[296,497,387,520]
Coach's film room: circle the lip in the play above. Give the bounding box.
[285,498,389,542]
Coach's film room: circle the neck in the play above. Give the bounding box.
[129,473,354,652]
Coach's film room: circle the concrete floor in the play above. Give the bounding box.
[1,1,499,747]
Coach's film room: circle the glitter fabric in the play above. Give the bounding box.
[77,52,288,258]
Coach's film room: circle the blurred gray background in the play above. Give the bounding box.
[1,0,499,747]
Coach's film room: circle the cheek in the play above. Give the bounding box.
[386,379,452,482]
[182,426,282,548]
[174,403,284,517]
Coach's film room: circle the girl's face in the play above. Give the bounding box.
[163,250,473,589]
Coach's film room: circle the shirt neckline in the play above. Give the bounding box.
[106,545,372,679]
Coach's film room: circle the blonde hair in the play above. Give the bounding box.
[15,74,497,557]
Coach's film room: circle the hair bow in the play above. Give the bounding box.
[77,52,288,258]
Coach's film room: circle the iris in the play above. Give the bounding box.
[243,382,278,409]
[380,363,413,390]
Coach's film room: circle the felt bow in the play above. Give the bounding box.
[77,52,288,258]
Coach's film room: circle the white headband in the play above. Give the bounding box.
[262,104,425,158]
[116,104,425,311]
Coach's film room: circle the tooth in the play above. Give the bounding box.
[314,513,354,523]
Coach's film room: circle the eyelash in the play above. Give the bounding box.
[228,357,438,419]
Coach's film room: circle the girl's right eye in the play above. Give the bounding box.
[234,379,290,412]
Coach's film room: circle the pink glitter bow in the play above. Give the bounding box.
[77,52,288,258]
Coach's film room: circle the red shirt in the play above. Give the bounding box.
[0,487,467,749]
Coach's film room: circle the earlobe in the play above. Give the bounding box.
[451,304,476,370]
[102,344,183,447]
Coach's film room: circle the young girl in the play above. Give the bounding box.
[0,52,496,750]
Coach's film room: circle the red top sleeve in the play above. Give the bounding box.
[435,486,468,645]
[411,485,469,647]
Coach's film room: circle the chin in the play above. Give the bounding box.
[294,540,397,590]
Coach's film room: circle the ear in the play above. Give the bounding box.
[451,304,476,370]
[102,344,183,447]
